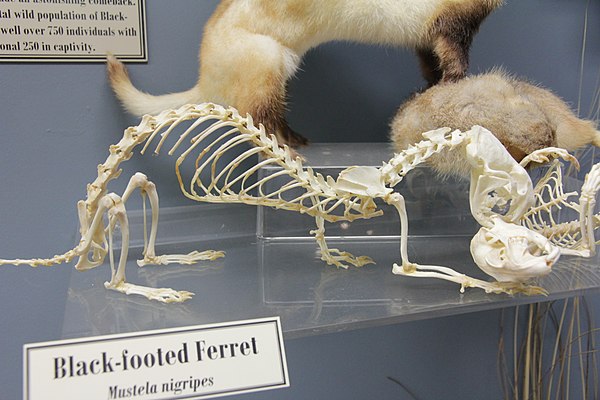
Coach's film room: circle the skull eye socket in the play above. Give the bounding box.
[488,191,512,215]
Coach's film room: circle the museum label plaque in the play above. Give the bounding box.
[0,0,147,62]
[24,317,289,399]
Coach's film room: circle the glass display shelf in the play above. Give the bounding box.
[257,143,477,239]
[62,204,600,340]
[60,142,600,340]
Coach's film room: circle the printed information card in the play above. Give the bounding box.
[0,0,147,62]
[24,317,289,400]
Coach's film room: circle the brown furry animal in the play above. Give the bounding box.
[108,0,503,146]
[391,71,600,177]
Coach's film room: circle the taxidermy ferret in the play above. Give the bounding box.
[108,0,503,146]
[390,71,600,177]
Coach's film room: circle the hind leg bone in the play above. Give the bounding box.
[78,173,223,303]
[99,192,194,303]
[122,173,224,267]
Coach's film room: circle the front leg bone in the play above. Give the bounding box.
[384,189,546,295]
[391,262,547,295]
[383,191,482,292]
[519,147,579,169]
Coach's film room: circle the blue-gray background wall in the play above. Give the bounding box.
[0,1,598,399]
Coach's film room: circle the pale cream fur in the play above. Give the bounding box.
[108,0,503,145]
[390,71,600,177]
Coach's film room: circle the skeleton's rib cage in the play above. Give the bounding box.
[521,161,600,256]
[3,102,600,302]
[137,103,383,223]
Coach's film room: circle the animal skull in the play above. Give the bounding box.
[471,216,560,283]
[466,125,534,226]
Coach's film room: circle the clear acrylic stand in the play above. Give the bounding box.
[257,143,478,239]
[62,143,600,339]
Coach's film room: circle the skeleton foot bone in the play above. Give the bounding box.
[318,247,375,269]
[106,281,194,303]
[138,251,225,267]
[392,262,548,295]
[311,215,374,268]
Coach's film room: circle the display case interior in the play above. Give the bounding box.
[62,143,600,340]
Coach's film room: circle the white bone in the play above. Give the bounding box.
[470,216,559,283]
[520,159,600,257]
[3,103,600,302]
[466,125,534,225]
